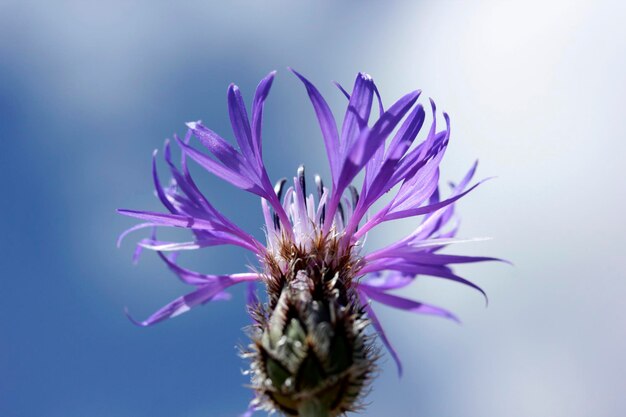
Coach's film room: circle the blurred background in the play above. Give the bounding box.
[1,1,625,416]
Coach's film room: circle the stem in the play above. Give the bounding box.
[298,399,330,417]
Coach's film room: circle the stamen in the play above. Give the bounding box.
[297,165,306,203]
[273,215,281,231]
[274,178,287,201]
[315,175,325,226]
[349,185,360,208]
[337,202,345,225]
[274,178,287,230]
[348,185,361,232]
[314,175,323,198]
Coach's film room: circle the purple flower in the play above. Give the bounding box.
[119,70,499,414]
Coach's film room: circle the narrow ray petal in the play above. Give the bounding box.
[290,68,340,181]
[360,284,460,323]
[358,291,403,376]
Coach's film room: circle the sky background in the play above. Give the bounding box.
[1,1,625,416]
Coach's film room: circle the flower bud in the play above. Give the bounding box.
[245,246,375,416]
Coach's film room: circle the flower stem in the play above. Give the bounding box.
[298,399,329,417]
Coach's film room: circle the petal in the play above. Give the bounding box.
[251,71,276,162]
[138,235,256,253]
[341,73,375,155]
[152,149,177,214]
[227,84,256,165]
[394,253,506,266]
[157,252,260,286]
[373,82,385,117]
[132,227,157,264]
[186,121,256,178]
[359,284,460,323]
[117,222,156,248]
[362,262,487,303]
[126,284,226,326]
[389,164,440,214]
[290,68,340,182]
[358,290,403,376]
[360,271,413,290]
[164,140,261,249]
[175,135,259,192]
[126,271,260,326]
[338,90,421,194]
[390,101,443,186]
[117,209,218,231]
[333,80,351,100]
[157,251,223,285]
[165,138,214,214]
[350,90,420,169]
[364,103,426,202]
[383,179,487,221]
[364,237,493,262]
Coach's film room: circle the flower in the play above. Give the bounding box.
[118,69,499,416]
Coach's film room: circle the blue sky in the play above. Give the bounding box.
[1,1,625,416]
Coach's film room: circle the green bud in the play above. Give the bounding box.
[244,243,375,417]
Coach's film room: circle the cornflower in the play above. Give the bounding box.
[118,69,498,417]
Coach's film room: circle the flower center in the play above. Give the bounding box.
[261,166,363,287]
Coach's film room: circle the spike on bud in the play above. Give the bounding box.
[244,235,376,416]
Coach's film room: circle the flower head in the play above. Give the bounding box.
[119,69,499,416]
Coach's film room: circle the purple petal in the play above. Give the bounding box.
[152,149,177,214]
[126,271,259,326]
[290,68,340,182]
[390,163,441,214]
[117,209,218,231]
[131,227,157,264]
[360,271,413,290]
[117,222,156,248]
[454,159,479,192]
[358,290,403,376]
[385,104,426,164]
[341,73,375,155]
[364,103,426,201]
[384,179,487,221]
[395,253,506,266]
[126,284,227,327]
[211,291,233,302]
[165,138,215,214]
[157,251,223,285]
[118,210,261,254]
[175,135,259,192]
[363,139,385,195]
[157,252,260,287]
[333,90,422,235]
[364,237,492,262]
[409,160,479,241]
[354,176,454,239]
[227,84,256,165]
[359,284,460,323]
[186,121,256,178]
[164,140,262,249]
[333,80,351,100]
[390,101,443,186]
[139,235,256,253]
[251,71,276,162]
[347,90,420,176]
[373,82,384,116]
[362,261,487,303]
